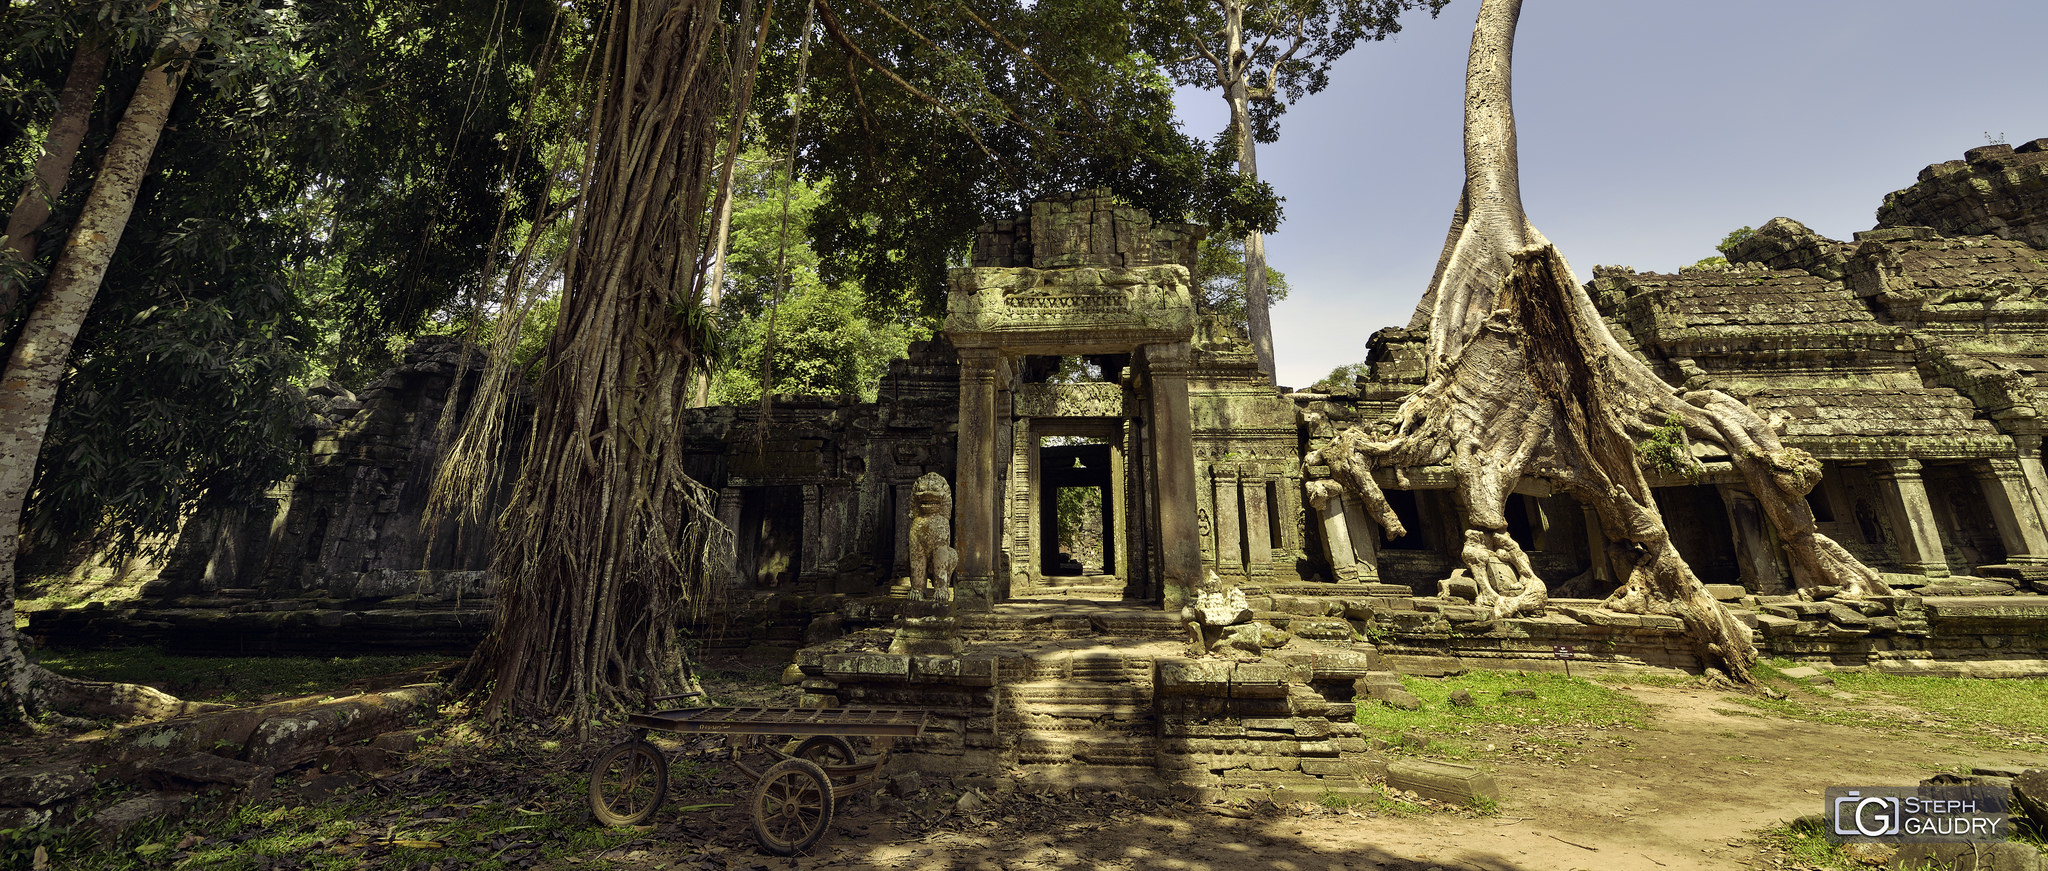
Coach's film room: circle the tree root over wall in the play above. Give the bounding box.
[1316,0,1888,687]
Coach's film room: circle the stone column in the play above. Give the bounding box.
[1010,417,1039,593]
[1211,465,1244,582]
[1306,480,1361,581]
[799,484,825,585]
[2011,436,2048,549]
[954,347,1002,608]
[1243,466,1273,582]
[1971,458,2048,564]
[1144,342,1202,609]
[1582,504,1613,584]
[716,489,744,592]
[891,480,913,579]
[1717,484,1790,594]
[1339,490,1382,580]
[1871,459,1951,577]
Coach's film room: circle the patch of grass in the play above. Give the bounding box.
[1753,816,1869,871]
[1721,669,2048,751]
[1831,671,2048,747]
[31,646,449,704]
[1354,670,1649,765]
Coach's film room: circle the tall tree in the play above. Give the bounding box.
[1139,0,1449,381]
[758,0,1253,321]
[1,32,108,320]
[1316,0,1887,687]
[457,0,733,724]
[0,2,214,726]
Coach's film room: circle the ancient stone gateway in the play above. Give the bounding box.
[942,192,1208,611]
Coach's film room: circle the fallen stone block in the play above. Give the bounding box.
[1380,690,1422,711]
[1890,841,2042,871]
[139,753,272,795]
[0,763,94,807]
[1501,689,1537,700]
[1703,584,1746,601]
[1386,758,1499,807]
[87,794,188,839]
[370,727,433,754]
[1448,689,1476,708]
[2014,768,2048,835]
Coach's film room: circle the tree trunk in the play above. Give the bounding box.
[458,0,734,726]
[1217,0,1277,382]
[1,36,111,321]
[1318,0,1888,687]
[0,11,209,727]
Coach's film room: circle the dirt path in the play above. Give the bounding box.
[663,685,2047,871]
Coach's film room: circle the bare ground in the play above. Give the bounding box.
[569,681,2047,871]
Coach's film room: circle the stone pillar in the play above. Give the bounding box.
[1211,465,1244,581]
[1971,458,2048,565]
[1242,466,1273,581]
[1582,504,1613,584]
[891,480,913,578]
[1306,480,1362,581]
[2012,436,2048,537]
[798,484,825,584]
[1717,484,1790,594]
[1340,491,1381,580]
[716,489,744,592]
[1010,417,1039,593]
[954,347,1002,608]
[1871,459,1951,577]
[1110,441,1129,581]
[819,483,848,588]
[1144,342,1202,609]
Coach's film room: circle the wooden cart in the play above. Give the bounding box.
[588,700,929,855]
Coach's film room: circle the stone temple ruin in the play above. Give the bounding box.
[34,140,2048,799]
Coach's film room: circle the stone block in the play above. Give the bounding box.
[0,763,93,807]
[1380,689,1422,710]
[1289,617,1355,640]
[1703,584,1747,601]
[1300,758,1368,778]
[1889,841,2043,871]
[821,652,911,679]
[1386,758,1500,807]
[1448,689,1476,708]
[2014,768,2048,835]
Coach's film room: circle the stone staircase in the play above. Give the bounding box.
[1002,650,1162,791]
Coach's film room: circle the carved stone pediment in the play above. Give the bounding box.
[1014,382,1127,418]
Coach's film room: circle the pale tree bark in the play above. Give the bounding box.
[1,36,111,322]
[1318,0,1888,687]
[457,0,734,727]
[1217,0,1279,381]
[0,12,215,727]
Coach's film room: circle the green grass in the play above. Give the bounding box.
[1354,670,1650,764]
[1753,816,1873,871]
[1719,664,2048,751]
[31,646,449,704]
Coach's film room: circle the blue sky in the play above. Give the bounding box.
[1173,0,2048,388]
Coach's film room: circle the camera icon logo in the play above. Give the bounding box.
[1833,790,1902,837]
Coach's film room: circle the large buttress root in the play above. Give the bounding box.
[1320,0,1886,686]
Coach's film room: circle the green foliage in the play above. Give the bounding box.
[0,0,577,563]
[1192,233,1289,327]
[1714,225,1756,257]
[1634,414,1700,479]
[710,152,933,403]
[1689,255,1730,270]
[1311,361,1370,392]
[762,0,1246,319]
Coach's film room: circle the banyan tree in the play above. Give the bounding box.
[1315,0,1890,685]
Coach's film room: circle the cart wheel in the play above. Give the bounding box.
[793,735,857,768]
[751,758,834,855]
[589,740,669,826]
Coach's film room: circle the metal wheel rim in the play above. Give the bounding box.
[757,768,827,846]
[597,744,661,820]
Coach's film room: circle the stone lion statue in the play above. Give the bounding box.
[907,472,959,602]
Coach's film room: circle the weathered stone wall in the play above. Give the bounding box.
[1878,140,2048,249]
[150,336,527,599]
